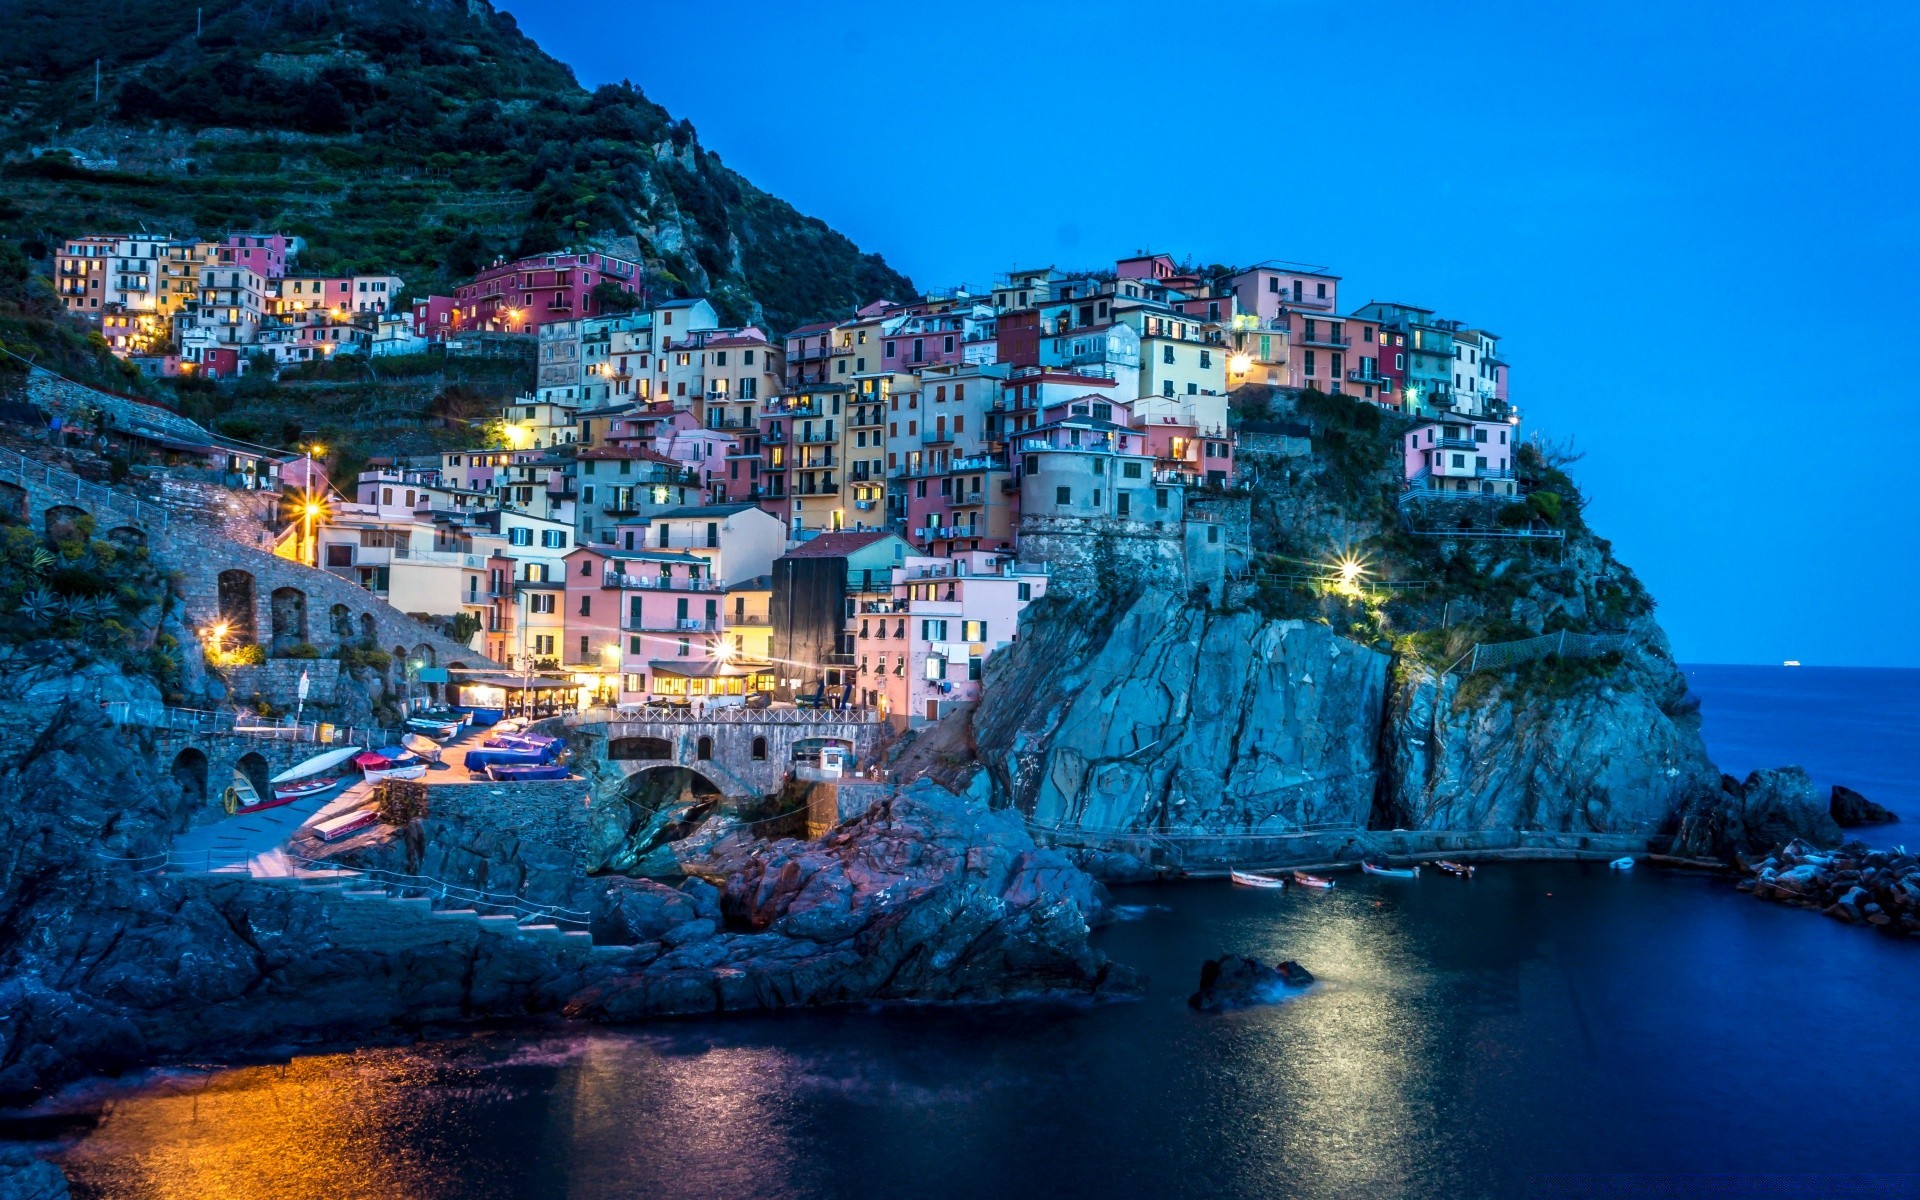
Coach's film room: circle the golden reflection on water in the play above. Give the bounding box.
[58,1051,467,1200]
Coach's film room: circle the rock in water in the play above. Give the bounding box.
[1188,955,1315,1011]
[1831,785,1898,827]
[1665,766,1842,860]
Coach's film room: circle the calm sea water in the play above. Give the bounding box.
[1683,664,1919,826]
[28,669,1920,1199]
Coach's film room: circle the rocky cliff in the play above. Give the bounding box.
[974,592,1390,835]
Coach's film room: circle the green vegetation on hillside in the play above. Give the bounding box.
[0,0,913,331]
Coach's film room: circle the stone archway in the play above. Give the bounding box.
[218,570,258,643]
[105,526,146,549]
[171,747,209,805]
[329,603,353,641]
[235,751,272,799]
[0,481,25,523]
[609,735,672,760]
[358,612,376,645]
[270,587,308,655]
[44,504,88,543]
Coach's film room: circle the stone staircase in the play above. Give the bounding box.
[246,873,630,964]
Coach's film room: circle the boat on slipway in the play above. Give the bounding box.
[1292,872,1335,890]
[223,746,361,814]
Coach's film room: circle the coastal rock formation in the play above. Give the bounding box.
[1741,839,1920,936]
[566,779,1131,1019]
[1665,767,1843,861]
[1379,639,1720,834]
[1188,955,1315,1011]
[973,591,1391,835]
[1830,785,1898,828]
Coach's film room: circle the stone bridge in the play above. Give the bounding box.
[558,708,885,803]
[149,727,331,820]
[0,446,491,702]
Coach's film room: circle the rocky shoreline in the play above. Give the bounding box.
[1740,838,1920,935]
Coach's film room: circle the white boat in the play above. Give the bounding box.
[272,746,363,786]
[401,733,443,763]
[1230,869,1287,889]
[1609,856,1635,870]
[1292,871,1335,889]
[1362,861,1419,878]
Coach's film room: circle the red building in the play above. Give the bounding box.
[450,251,645,335]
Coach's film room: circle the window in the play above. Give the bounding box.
[541,529,567,548]
[578,595,592,615]
[751,736,768,760]
[1199,349,1211,368]
[677,637,690,657]
[1162,344,1175,364]
[509,527,532,546]
[1056,485,1071,505]
[529,593,555,614]
[696,736,712,760]
[706,522,719,547]
[1017,582,1031,601]
[579,634,590,660]
[921,619,949,641]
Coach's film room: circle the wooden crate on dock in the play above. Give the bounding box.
[376,778,429,824]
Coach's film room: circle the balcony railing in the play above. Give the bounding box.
[921,427,956,446]
[1296,330,1351,348]
[603,571,720,592]
[1347,367,1386,383]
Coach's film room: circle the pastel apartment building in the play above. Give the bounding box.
[446,250,645,335]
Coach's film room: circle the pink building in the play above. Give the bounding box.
[450,250,644,335]
[1133,414,1235,487]
[220,233,293,279]
[850,552,1048,728]
[1401,416,1520,496]
[412,295,457,342]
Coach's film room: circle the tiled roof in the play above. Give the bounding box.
[780,530,896,559]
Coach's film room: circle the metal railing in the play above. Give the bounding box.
[102,701,400,747]
[1461,631,1632,674]
[574,706,882,725]
[286,855,594,927]
[0,446,173,534]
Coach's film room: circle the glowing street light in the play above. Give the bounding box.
[1228,353,1253,374]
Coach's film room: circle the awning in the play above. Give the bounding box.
[647,660,770,679]
[458,672,579,690]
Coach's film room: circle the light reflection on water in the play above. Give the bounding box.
[41,864,1920,1199]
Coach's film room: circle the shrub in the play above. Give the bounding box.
[283,641,321,659]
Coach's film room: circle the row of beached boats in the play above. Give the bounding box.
[217,708,571,820]
[1228,860,1481,889]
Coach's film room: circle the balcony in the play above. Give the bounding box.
[921,427,956,447]
[603,571,721,592]
[1295,330,1351,348]
[1347,367,1386,383]
[950,491,988,508]
[796,428,837,443]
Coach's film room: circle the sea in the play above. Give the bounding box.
[22,666,1920,1199]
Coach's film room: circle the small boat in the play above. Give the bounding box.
[401,733,444,763]
[272,775,338,801]
[485,762,570,782]
[1609,856,1635,871]
[1230,869,1287,889]
[354,749,427,783]
[404,716,462,739]
[313,808,378,842]
[221,769,283,815]
[265,745,362,803]
[1362,861,1419,878]
[1434,860,1476,878]
[1292,871,1335,889]
[483,731,559,751]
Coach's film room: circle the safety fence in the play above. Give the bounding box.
[1461,630,1631,674]
[101,701,402,748]
[573,705,883,726]
[0,444,172,534]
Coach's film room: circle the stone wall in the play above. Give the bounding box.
[424,780,596,860]
[1015,514,1189,597]
[563,714,883,801]
[225,660,341,706]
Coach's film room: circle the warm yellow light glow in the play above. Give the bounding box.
[303,501,324,518]
[710,640,735,666]
[207,621,230,643]
[1228,353,1253,374]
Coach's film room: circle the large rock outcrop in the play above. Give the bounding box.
[1378,640,1720,834]
[974,591,1390,834]
[1666,767,1843,860]
[564,779,1132,1019]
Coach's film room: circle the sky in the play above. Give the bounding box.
[502,0,1920,667]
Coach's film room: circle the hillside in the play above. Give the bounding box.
[0,0,913,332]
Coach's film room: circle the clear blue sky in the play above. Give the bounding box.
[502,0,1920,667]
